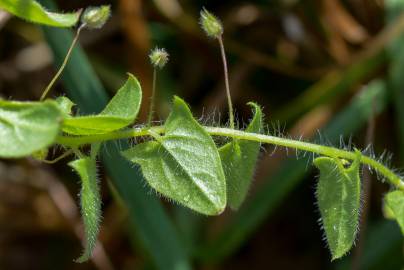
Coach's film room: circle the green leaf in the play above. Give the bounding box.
[69,153,101,263]
[219,103,262,209]
[0,0,79,27]
[384,190,404,235]
[198,81,387,263]
[0,100,62,158]
[62,74,142,135]
[314,152,362,260]
[122,97,226,215]
[39,5,190,267]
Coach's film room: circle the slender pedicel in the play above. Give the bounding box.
[200,9,234,129]
[147,47,169,126]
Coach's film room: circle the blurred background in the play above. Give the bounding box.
[0,0,403,269]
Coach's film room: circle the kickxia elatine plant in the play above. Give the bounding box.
[1,1,404,263]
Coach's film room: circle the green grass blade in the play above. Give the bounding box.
[197,80,388,262]
[274,52,385,123]
[103,142,191,270]
[38,1,190,268]
[0,0,79,27]
[386,1,404,161]
[335,220,403,270]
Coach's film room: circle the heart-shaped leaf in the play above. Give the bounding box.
[0,100,62,158]
[219,102,262,209]
[69,151,101,263]
[314,152,361,260]
[384,190,404,235]
[0,0,79,27]
[122,97,226,215]
[62,74,142,135]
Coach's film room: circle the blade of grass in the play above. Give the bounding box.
[386,1,404,162]
[197,80,388,262]
[38,1,190,269]
[274,12,404,123]
[336,220,403,270]
[273,52,385,123]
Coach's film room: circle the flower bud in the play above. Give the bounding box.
[199,8,223,38]
[149,47,169,69]
[81,5,111,29]
[32,148,48,161]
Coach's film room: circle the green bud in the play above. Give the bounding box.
[81,5,111,29]
[199,8,223,38]
[149,47,169,69]
[32,148,48,161]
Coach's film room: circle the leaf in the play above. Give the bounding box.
[384,190,404,235]
[0,0,79,27]
[122,97,226,215]
[62,74,142,135]
[219,103,262,209]
[69,153,101,263]
[314,152,362,260]
[198,81,387,263]
[0,100,62,158]
[39,5,191,267]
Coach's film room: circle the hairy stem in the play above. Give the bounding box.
[146,68,157,126]
[40,24,84,101]
[218,36,234,129]
[56,126,404,191]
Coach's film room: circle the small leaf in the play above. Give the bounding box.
[384,190,404,235]
[0,0,79,27]
[219,103,263,209]
[122,97,226,215]
[62,74,142,135]
[314,152,361,260]
[0,100,62,158]
[69,153,101,263]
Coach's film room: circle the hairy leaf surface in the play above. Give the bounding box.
[69,155,101,263]
[219,103,262,209]
[62,74,142,135]
[384,190,404,235]
[0,100,62,158]
[314,153,361,260]
[123,97,226,215]
[0,0,79,27]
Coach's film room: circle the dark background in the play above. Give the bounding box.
[0,0,403,269]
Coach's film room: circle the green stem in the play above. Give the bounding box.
[40,24,84,101]
[42,149,74,164]
[218,36,234,129]
[56,125,404,191]
[146,68,157,126]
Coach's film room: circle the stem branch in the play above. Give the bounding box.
[56,125,404,191]
[40,24,85,101]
